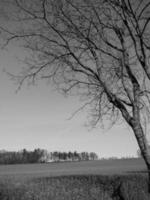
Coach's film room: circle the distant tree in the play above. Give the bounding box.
[62,152,68,160]
[52,151,59,162]
[89,152,98,160]
[68,151,73,161]
[85,152,90,161]
[41,150,50,162]
[22,149,28,163]
[72,151,78,161]
[80,152,89,161]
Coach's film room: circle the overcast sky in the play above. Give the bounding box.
[0,44,140,158]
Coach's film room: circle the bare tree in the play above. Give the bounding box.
[1,0,150,191]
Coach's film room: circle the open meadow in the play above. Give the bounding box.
[0,158,149,200]
[0,158,147,178]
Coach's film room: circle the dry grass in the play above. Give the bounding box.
[0,175,149,200]
[0,159,149,200]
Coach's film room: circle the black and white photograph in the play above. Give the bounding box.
[0,0,150,199]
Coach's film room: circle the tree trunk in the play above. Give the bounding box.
[132,122,150,192]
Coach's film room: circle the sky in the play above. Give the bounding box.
[0,45,140,158]
[0,1,144,158]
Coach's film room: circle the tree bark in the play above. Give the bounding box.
[131,122,150,192]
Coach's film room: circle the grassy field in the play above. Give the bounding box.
[0,158,147,178]
[0,158,149,200]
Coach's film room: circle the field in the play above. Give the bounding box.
[0,158,147,178]
[0,158,149,200]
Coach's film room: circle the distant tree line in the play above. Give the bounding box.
[0,149,99,164]
[49,151,98,162]
[0,149,47,164]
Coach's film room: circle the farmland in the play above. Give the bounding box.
[0,158,147,178]
[0,158,149,200]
